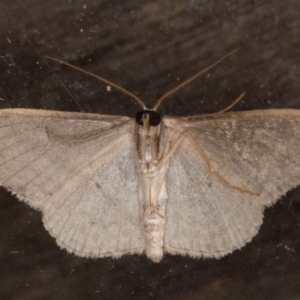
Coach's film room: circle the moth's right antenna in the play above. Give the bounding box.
[44,56,147,110]
[154,48,239,110]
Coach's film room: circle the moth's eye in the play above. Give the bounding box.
[135,110,161,127]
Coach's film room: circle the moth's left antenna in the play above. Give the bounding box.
[153,48,239,110]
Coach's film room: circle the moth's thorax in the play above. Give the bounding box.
[135,112,169,176]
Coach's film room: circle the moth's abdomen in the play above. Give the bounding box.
[143,209,166,263]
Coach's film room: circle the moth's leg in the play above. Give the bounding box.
[186,92,245,120]
[186,133,259,196]
[150,134,186,171]
[149,129,258,196]
[154,122,169,164]
[148,130,215,180]
[210,92,245,115]
[46,120,131,143]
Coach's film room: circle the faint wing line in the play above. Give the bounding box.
[40,133,130,209]
[54,189,85,242]
[46,183,84,221]
[46,119,132,142]
[2,146,52,185]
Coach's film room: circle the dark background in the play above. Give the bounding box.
[0,0,300,299]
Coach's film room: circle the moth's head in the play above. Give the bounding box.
[135,110,161,128]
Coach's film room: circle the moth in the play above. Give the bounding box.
[1,50,299,263]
